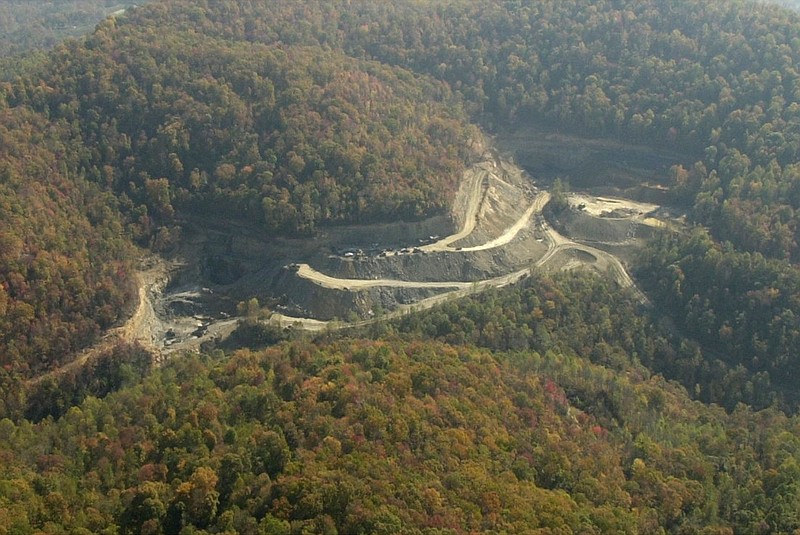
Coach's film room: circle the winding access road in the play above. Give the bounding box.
[295,263,472,290]
[423,165,489,250]
[293,183,647,311]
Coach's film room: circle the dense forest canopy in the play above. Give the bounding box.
[10,23,474,235]
[4,337,800,534]
[6,0,800,532]
[0,105,135,380]
[384,270,783,411]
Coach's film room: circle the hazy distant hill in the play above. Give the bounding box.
[771,0,800,8]
[0,0,134,57]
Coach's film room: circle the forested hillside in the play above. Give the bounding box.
[386,271,782,410]
[4,338,800,534]
[0,106,135,381]
[18,29,474,234]
[6,0,800,532]
[140,0,800,260]
[87,0,800,414]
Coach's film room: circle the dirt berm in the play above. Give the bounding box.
[318,238,546,283]
[269,267,444,320]
[548,208,655,245]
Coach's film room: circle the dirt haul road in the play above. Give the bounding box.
[167,149,648,336]
[535,214,649,303]
[295,264,472,290]
[426,163,489,249]
[26,260,169,387]
[293,184,645,315]
[423,190,547,253]
[458,192,546,252]
[121,262,170,351]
